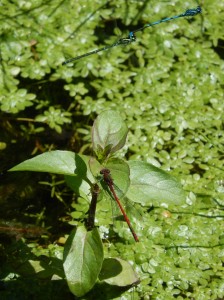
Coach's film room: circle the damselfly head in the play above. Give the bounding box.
[184,6,202,17]
[100,168,110,176]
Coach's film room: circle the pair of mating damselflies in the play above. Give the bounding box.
[63,6,202,65]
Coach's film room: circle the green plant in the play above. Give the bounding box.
[9,110,185,297]
[1,1,224,297]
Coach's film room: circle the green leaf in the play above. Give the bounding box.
[63,226,103,297]
[35,107,72,134]
[126,161,186,206]
[92,110,128,161]
[99,258,139,287]
[9,150,93,180]
[0,89,35,113]
[104,158,130,198]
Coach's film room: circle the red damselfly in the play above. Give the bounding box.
[100,168,139,242]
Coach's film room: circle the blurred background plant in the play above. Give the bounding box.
[0,0,224,299]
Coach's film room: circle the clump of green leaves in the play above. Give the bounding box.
[10,110,186,297]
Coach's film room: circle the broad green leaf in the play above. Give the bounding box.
[126,161,186,205]
[99,258,139,287]
[9,150,94,179]
[63,226,103,297]
[92,110,128,161]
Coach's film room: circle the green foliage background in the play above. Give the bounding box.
[0,0,224,299]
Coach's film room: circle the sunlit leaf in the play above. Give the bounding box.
[127,161,186,206]
[63,226,103,297]
[9,150,93,180]
[92,110,128,161]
